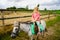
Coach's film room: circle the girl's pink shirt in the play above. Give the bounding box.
[32,12,40,21]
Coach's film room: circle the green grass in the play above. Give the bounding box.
[0,16,60,40]
[0,10,60,15]
[46,16,60,40]
[46,16,60,27]
[0,31,29,40]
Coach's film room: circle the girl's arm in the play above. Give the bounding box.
[31,14,35,22]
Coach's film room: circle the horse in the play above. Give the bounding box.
[11,20,46,40]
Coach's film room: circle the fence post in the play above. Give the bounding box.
[14,11,17,15]
[54,12,56,17]
[1,11,4,26]
[48,12,50,19]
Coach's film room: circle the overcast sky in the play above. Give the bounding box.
[0,0,60,10]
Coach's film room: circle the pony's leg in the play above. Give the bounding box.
[30,35,34,40]
[36,35,38,40]
[37,33,40,40]
[41,30,45,38]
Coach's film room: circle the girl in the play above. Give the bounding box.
[31,6,41,34]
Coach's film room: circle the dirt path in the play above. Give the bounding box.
[32,27,54,40]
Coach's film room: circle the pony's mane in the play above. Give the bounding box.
[20,22,33,24]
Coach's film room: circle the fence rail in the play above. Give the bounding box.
[0,15,31,20]
[0,14,56,26]
[0,11,57,26]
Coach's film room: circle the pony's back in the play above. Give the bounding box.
[40,20,46,30]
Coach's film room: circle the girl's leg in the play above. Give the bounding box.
[36,21,40,26]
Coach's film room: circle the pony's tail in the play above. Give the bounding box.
[45,28,48,32]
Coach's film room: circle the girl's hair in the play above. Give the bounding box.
[33,7,39,13]
[34,7,38,11]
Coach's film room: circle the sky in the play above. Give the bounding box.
[0,0,60,10]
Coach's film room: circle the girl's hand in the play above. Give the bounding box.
[37,32,40,35]
[34,20,36,22]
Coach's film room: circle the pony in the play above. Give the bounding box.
[11,20,46,40]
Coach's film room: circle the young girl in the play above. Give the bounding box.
[31,7,41,34]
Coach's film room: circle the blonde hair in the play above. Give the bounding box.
[33,7,39,13]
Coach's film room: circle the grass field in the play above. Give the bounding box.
[0,10,60,40]
[0,16,60,40]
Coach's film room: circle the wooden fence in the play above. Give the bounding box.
[0,11,56,26]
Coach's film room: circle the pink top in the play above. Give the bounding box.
[32,12,40,21]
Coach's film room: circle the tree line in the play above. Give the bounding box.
[6,6,28,11]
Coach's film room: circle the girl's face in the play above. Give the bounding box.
[34,7,38,11]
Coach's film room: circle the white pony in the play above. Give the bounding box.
[11,20,46,40]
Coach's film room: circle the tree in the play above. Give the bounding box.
[44,8,47,11]
[26,5,28,10]
[7,6,16,10]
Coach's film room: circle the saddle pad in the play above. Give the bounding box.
[31,23,35,34]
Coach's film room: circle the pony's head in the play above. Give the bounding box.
[13,21,20,33]
[14,21,20,27]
